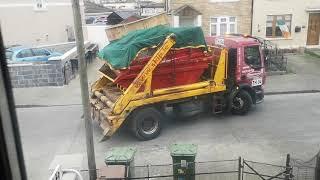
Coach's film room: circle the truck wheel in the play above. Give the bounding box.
[130,107,163,141]
[231,90,252,115]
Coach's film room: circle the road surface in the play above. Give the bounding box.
[17,93,320,180]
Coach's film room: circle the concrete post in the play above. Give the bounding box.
[71,0,97,180]
[315,154,320,180]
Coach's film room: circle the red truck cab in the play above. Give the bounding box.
[206,34,266,113]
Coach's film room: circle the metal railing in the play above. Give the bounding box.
[67,153,320,180]
[91,157,296,180]
[256,37,288,72]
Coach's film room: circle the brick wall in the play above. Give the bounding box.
[8,60,65,88]
[171,0,252,36]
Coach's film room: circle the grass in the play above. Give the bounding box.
[304,49,320,59]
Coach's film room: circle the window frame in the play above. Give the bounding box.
[210,16,237,36]
[266,14,292,38]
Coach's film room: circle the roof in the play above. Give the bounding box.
[84,1,114,14]
[6,46,27,51]
[113,10,139,19]
[101,0,137,4]
[140,3,165,8]
[172,4,202,15]
[120,14,142,23]
[107,10,140,25]
[138,0,154,5]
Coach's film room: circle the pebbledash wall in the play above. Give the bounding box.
[8,61,65,88]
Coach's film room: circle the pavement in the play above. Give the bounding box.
[305,48,320,58]
[12,54,320,179]
[13,59,104,106]
[265,54,320,94]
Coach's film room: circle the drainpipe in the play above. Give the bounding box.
[165,0,170,13]
[250,0,254,35]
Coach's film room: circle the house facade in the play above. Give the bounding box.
[252,0,320,48]
[0,0,87,46]
[169,0,253,37]
[140,3,165,17]
[0,0,88,47]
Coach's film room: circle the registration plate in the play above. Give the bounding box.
[252,78,262,86]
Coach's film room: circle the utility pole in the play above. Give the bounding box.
[71,0,97,180]
[285,154,291,180]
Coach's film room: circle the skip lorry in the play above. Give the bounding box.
[90,26,265,141]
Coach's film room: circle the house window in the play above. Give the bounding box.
[210,16,237,36]
[266,15,292,38]
[34,0,47,11]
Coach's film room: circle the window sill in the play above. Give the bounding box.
[264,37,293,41]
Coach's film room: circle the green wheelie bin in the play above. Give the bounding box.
[105,147,137,178]
[170,143,197,180]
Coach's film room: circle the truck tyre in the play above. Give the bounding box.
[130,107,163,141]
[231,90,252,115]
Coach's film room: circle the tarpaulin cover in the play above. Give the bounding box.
[98,25,207,69]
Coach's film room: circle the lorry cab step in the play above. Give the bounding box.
[212,95,225,114]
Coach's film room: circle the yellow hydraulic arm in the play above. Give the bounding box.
[112,34,176,115]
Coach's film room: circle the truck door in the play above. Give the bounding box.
[241,45,264,87]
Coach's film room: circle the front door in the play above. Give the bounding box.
[307,13,320,45]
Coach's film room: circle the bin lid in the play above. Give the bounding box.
[105,147,137,163]
[170,143,197,156]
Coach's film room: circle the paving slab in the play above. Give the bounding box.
[265,54,320,94]
[13,59,104,106]
[49,153,85,170]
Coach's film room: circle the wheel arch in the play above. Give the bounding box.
[237,84,256,104]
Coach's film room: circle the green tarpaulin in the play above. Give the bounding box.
[98,25,207,69]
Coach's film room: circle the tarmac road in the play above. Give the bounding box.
[17,93,320,180]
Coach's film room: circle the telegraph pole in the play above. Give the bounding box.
[71,0,97,179]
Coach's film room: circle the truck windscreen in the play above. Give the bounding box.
[244,45,261,68]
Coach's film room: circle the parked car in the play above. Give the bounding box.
[85,17,95,24]
[94,16,108,24]
[5,46,62,62]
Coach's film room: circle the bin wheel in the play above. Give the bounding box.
[231,90,252,115]
[130,107,163,141]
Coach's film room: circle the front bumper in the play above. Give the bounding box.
[254,86,264,104]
